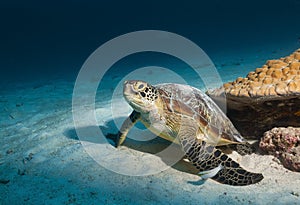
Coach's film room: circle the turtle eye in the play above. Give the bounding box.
[137,84,144,90]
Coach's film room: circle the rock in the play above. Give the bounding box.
[259,127,300,172]
[207,49,300,139]
[281,147,300,172]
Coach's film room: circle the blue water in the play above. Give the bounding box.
[1,1,300,204]
[1,0,300,85]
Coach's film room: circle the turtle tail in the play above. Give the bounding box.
[181,139,263,186]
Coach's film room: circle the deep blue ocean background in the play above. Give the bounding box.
[1,0,300,85]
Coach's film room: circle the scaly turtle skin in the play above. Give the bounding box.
[113,80,263,186]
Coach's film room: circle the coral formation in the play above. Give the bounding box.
[211,49,300,98]
[207,49,300,138]
[259,127,300,172]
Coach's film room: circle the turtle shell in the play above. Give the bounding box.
[155,83,245,145]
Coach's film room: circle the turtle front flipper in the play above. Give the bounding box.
[107,111,141,147]
[178,122,263,186]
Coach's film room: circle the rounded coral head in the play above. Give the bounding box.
[123,80,159,113]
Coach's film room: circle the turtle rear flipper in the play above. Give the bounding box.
[182,139,263,186]
[211,161,263,186]
[227,143,255,155]
[178,122,263,186]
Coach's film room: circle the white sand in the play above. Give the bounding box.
[1,45,300,204]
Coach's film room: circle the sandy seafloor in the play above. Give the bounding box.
[1,42,300,205]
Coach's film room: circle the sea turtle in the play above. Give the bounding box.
[111,80,263,186]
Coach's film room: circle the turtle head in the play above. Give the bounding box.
[123,80,159,113]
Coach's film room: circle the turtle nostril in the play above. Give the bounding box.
[124,80,128,85]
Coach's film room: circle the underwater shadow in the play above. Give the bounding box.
[63,117,202,183]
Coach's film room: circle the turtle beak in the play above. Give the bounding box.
[123,80,136,101]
